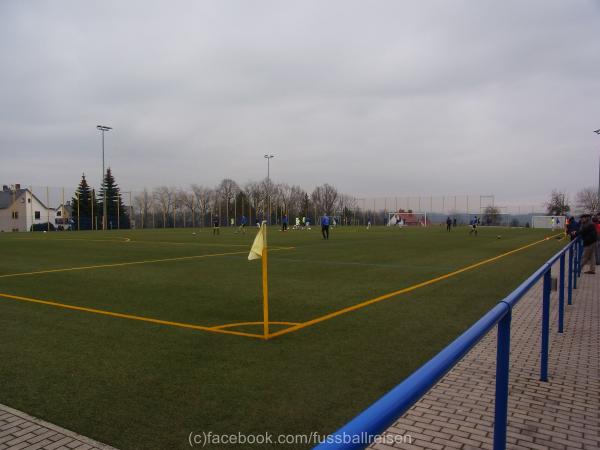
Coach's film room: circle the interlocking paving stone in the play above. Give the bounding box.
[372,261,599,449]
[0,406,115,450]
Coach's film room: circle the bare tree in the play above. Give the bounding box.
[545,190,570,216]
[276,183,289,211]
[133,188,152,228]
[312,183,339,215]
[483,205,501,225]
[287,185,307,219]
[153,186,175,228]
[245,181,263,224]
[575,187,600,214]
[337,194,358,224]
[210,188,221,225]
[191,185,211,227]
[259,177,275,223]
[218,178,240,226]
[178,189,195,227]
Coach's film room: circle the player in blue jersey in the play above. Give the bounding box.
[469,216,478,236]
[321,214,330,240]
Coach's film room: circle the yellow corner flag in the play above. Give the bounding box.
[248,222,269,339]
[248,222,265,260]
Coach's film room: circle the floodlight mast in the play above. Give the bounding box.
[264,154,275,225]
[97,125,112,230]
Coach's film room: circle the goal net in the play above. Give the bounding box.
[531,215,566,229]
[479,213,513,227]
[387,212,428,226]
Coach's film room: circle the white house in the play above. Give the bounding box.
[0,184,67,232]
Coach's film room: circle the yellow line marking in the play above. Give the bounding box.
[7,237,131,243]
[0,251,247,278]
[127,240,249,247]
[5,236,293,250]
[124,240,295,250]
[0,292,264,339]
[211,321,300,330]
[268,235,558,339]
[0,247,294,279]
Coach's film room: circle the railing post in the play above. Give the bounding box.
[558,254,565,333]
[540,269,551,382]
[577,239,583,277]
[568,246,573,305]
[574,241,579,289]
[493,306,511,450]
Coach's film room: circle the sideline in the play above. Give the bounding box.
[0,247,294,279]
[267,235,557,339]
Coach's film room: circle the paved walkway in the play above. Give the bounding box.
[0,404,115,450]
[373,264,599,450]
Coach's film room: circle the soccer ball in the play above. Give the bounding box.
[192,232,197,236]
[496,235,501,239]
[43,231,47,234]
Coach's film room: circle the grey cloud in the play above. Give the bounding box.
[1,0,599,208]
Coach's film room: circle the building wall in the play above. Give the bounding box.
[0,191,57,232]
[0,192,26,232]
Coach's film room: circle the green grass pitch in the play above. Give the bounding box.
[0,225,563,449]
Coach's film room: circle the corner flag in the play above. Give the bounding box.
[248,222,270,338]
[248,222,265,260]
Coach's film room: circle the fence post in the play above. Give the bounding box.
[577,240,583,278]
[540,269,551,382]
[568,246,573,305]
[558,254,565,333]
[573,242,579,289]
[493,306,511,450]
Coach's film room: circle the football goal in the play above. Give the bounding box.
[479,213,513,227]
[531,215,566,230]
[387,212,428,226]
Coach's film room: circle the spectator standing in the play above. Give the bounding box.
[566,216,579,241]
[594,214,600,265]
[578,214,597,274]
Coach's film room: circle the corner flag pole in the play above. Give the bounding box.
[262,223,269,339]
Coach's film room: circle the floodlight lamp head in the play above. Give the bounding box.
[97,125,112,131]
[594,129,600,135]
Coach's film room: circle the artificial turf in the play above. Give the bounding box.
[0,225,564,449]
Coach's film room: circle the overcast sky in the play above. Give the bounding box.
[1,0,599,208]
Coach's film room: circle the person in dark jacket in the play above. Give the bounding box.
[578,214,597,274]
[594,214,600,265]
[566,216,579,241]
[446,216,452,232]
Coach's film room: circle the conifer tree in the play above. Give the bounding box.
[70,173,97,230]
[98,168,130,229]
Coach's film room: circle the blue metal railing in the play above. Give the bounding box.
[315,237,583,450]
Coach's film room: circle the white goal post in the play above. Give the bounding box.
[531,215,566,230]
[387,212,428,226]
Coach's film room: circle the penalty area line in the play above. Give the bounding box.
[268,235,559,339]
